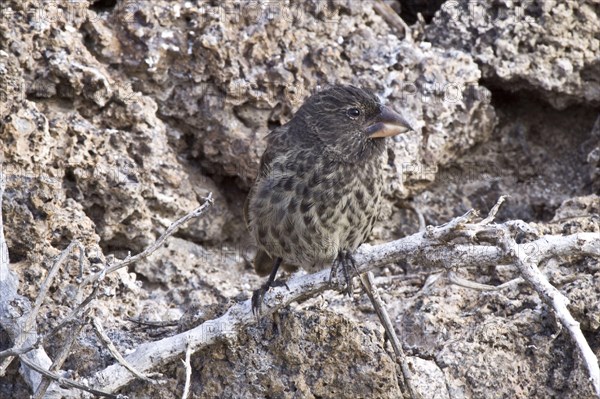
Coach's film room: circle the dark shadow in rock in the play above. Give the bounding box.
[414,87,599,224]
[398,0,446,24]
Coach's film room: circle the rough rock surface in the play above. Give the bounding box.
[426,0,600,109]
[90,0,495,194]
[0,0,598,398]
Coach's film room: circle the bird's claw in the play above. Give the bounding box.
[251,279,289,316]
[251,286,267,316]
[329,251,357,296]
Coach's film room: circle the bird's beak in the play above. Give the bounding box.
[366,106,415,139]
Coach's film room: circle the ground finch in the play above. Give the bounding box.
[245,85,414,313]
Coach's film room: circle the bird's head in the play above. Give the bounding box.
[294,85,415,161]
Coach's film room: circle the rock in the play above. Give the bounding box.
[410,357,450,399]
[0,0,231,255]
[0,0,598,398]
[426,0,600,109]
[124,309,401,399]
[92,0,495,196]
[409,92,599,226]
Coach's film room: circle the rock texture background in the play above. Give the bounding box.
[0,0,598,398]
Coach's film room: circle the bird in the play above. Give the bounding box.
[244,85,414,314]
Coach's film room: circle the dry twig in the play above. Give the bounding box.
[0,286,99,359]
[79,193,214,289]
[181,339,192,399]
[373,0,412,41]
[0,241,84,374]
[33,309,91,399]
[447,270,497,291]
[0,178,215,397]
[0,170,52,390]
[360,272,420,399]
[20,357,117,398]
[503,229,600,396]
[92,317,156,383]
[43,203,598,397]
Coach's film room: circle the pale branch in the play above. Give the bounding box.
[504,232,600,397]
[29,241,84,327]
[0,170,52,390]
[42,196,215,398]
[444,193,508,292]
[79,193,214,288]
[447,270,498,291]
[494,276,525,291]
[423,209,477,241]
[92,317,156,383]
[478,195,508,225]
[0,241,83,374]
[181,339,192,399]
[373,0,412,41]
[126,318,179,328]
[0,166,215,397]
[52,222,598,396]
[360,272,419,399]
[33,309,91,399]
[20,357,118,398]
[408,203,426,233]
[0,285,99,359]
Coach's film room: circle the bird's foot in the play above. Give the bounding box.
[251,279,289,316]
[329,251,358,297]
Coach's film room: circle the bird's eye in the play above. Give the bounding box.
[346,108,361,119]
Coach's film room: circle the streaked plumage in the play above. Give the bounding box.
[245,85,413,312]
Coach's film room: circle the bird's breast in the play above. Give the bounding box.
[248,149,386,270]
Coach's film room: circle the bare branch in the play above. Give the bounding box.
[92,317,157,383]
[181,339,192,399]
[447,271,497,291]
[126,318,179,328]
[360,272,419,399]
[504,231,600,397]
[0,169,52,390]
[0,286,99,360]
[407,203,426,233]
[37,196,215,398]
[373,0,412,41]
[0,241,82,374]
[80,193,214,287]
[20,357,118,398]
[33,309,91,399]
[479,195,509,225]
[0,174,216,397]
[424,209,477,241]
[68,225,598,396]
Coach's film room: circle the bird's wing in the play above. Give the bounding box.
[258,125,290,177]
[243,125,289,228]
